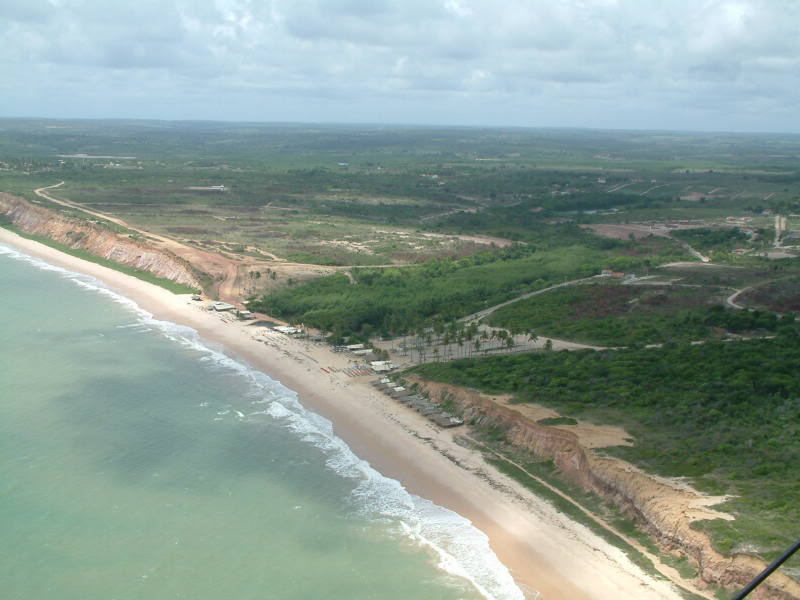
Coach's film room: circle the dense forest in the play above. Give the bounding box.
[411,334,800,559]
[487,282,794,346]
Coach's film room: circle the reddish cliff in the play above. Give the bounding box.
[411,378,800,600]
[0,193,201,290]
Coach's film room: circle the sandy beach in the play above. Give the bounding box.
[0,227,683,600]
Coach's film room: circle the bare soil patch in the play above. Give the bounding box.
[495,397,634,449]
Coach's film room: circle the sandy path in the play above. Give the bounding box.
[35,182,242,301]
[0,227,685,600]
[33,183,406,301]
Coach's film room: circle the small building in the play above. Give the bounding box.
[370,361,395,373]
[238,310,254,320]
[432,414,464,428]
[212,302,236,312]
[275,325,302,335]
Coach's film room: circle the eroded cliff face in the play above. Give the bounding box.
[0,193,201,290]
[410,378,800,600]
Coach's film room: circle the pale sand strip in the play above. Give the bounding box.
[0,228,682,600]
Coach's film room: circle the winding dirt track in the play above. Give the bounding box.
[35,182,416,302]
[34,182,348,303]
[35,182,242,299]
[462,276,599,323]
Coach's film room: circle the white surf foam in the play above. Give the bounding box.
[0,242,526,600]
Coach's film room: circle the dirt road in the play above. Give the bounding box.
[462,276,599,323]
[34,182,345,303]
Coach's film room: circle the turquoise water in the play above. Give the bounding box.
[0,244,524,600]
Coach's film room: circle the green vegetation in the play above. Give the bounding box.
[536,416,578,426]
[487,280,793,346]
[3,119,800,267]
[739,276,800,312]
[2,119,799,580]
[410,334,800,563]
[672,228,751,252]
[488,281,720,346]
[250,241,608,338]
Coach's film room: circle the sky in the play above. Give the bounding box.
[1,0,799,133]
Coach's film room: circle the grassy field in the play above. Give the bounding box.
[3,119,800,267]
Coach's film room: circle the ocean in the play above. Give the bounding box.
[0,243,525,600]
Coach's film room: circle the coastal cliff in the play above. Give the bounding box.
[410,378,800,600]
[0,193,201,290]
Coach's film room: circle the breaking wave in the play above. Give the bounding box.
[0,242,526,600]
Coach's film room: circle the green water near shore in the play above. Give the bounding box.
[0,244,524,600]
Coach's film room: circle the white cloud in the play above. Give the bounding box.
[0,0,798,131]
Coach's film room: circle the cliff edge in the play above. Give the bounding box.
[410,377,800,600]
[0,193,201,290]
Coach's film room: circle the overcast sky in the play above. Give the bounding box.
[1,0,798,132]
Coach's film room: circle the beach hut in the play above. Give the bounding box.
[370,361,395,373]
[275,325,302,335]
[412,401,436,412]
[431,414,464,428]
[212,301,236,312]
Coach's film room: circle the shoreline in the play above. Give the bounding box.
[0,227,682,600]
